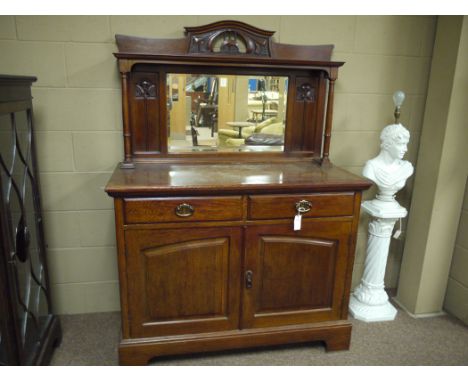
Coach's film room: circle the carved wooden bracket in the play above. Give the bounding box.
[185,20,274,57]
[296,83,315,102]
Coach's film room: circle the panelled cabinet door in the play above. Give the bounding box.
[242,220,352,329]
[124,226,242,337]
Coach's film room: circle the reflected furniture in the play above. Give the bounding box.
[195,76,218,132]
[225,121,255,138]
[0,75,61,365]
[223,124,285,147]
[167,72,287,152]
[218,117,282,147]
[106,20,372,365]
[251,109,278,123]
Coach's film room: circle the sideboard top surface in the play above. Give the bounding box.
[105,161,372,197]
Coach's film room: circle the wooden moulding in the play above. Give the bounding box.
[0,75,37,103]
[119,321,352,366]
[114,20,340,67]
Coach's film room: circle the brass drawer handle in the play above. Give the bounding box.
[175,203,194,217]
[295,200,312,214]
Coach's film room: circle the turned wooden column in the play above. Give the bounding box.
[120,70,135,169]
[322,68,337,165]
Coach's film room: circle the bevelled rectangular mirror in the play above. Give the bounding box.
[167,73,288,152]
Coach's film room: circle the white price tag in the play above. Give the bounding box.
[393,218,403,239]
[294,214,302,231]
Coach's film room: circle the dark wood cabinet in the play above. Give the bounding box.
[105,21,372,365]
[0,75,61,365]
[108,172,368,365]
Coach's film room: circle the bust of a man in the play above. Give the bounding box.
[363,124,414,204]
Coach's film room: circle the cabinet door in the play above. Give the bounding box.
[125,226,241,337]
[242,220,351,329]
[0,110,55,364]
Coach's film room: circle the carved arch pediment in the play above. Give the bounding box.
[184,20,274,57]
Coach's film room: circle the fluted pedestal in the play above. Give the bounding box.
[349,199,407,322]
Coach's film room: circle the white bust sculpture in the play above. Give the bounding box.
[362,123,414,214]
[349,122,414,321]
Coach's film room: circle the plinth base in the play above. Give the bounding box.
[349,295,397,323]
[118,321,351,365]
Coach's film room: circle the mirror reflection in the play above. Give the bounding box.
[167,74,288,152]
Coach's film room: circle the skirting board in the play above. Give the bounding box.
[391,297,447,319]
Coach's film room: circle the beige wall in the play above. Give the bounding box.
[396,16,468,316]
[443,18,468,324]
[0,15,436,314]
[445,180,468,324]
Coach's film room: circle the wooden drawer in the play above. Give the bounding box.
[248,193,355,220]
[124,196,243,224]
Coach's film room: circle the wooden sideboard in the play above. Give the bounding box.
[105,20,372,365]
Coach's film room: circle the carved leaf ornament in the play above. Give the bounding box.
[135,80,157,99]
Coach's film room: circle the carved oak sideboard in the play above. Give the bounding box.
[105,20,372,365]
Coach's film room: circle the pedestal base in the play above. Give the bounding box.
[349,295,397,323]
[361,200,407,219]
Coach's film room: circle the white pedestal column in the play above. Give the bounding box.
[348,122,413,322]
[349,200,407,322]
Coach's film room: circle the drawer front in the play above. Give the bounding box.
[248,193,355,220]
[124,196,243,224]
